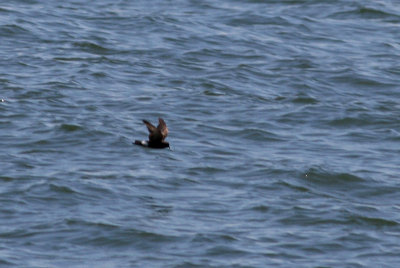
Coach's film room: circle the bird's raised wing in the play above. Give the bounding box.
[143,119,162,142]
[143,120,157,134]
[157,118,168,140]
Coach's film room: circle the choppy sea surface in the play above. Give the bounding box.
[1,0,400,267]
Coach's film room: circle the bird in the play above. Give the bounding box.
[134,118,169,149]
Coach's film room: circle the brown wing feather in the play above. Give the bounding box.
[157,118,168,140]
[143,120,156,133]
[143,119,162,142]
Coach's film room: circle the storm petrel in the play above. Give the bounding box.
[134,118,169,149]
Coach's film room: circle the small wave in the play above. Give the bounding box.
[187,166,226,176]
[347,214,398,227]
[64,220,179,247]
[329,73,396,88]
[72,41,113,55]
[66,218,119,229]
[328,115,394,128]
[49,183,77,194]
[206,245,249,257]
[226,14,290,27]
[328,116,367,127]
[0,259,15,266]
[278,180,310,193]
[59,124,83,132]
[292,95,318,105]
[328,6,400,21]
[0,24,29,36]
[249,204,270,213]
[303,167,366,186]
[0,176,14,182]
[192,233,238,243]
[203,89,226,97]
[238,128,283,142]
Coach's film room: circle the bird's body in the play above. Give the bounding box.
[134,118,169,149]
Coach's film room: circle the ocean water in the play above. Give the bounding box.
[1,0,400,267]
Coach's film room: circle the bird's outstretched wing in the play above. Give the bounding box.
[143,119,161,142]
[157,118,168,141]
[143,120,156,133]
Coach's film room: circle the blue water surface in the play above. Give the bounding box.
[1,0,400,267]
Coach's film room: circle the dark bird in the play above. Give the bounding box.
[134,118,170,149]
